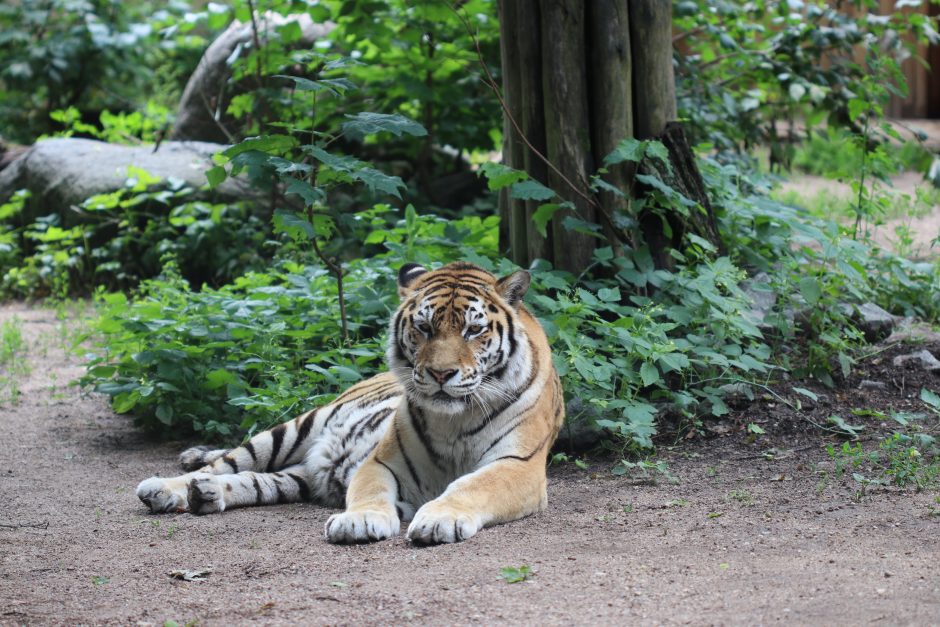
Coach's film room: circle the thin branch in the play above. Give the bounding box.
[305,130,348,342]
[310,230,348,342]
[672,25,706,45]
[198,90,236,143]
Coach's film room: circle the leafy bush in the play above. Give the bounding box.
[711,156,940,382]
[49,103,172,145]
[674,1,937,160]
[0,171,270,299]
[792,128,933,180]
[0,1,205,143]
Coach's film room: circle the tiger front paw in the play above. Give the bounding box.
[406,503,481,545]
[187,475,225,515]
[136,476,189,514]
[325,510,400,544]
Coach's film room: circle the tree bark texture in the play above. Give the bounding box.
[498,0,716,274]
[540,0,597,273]
[638,122,726,268]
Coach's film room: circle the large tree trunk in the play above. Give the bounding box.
[498,0,721,274]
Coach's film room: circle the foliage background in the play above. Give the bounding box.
[0,0,938,463]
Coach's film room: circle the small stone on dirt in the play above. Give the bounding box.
[891,349,940,373]
[841,303,896,342]
[167,568,212,582]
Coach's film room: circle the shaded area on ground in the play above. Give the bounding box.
[0,303,938,625]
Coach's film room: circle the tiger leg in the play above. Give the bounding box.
[136,409,321,514]
[183,408,321,475]
[406,456,548,545]
[324,441,406,543]
[186,464,314,515]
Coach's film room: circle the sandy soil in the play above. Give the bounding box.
[1,303,939,626]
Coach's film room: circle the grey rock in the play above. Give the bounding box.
[718,382,755,406]
[173,14,334,143]
[891,349,940,373]
[0,138,254,222]
[841,302,896,342]
[858,380,887,390]
[741,272,777,331]
[887,317,940,344]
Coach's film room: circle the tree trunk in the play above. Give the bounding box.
[497,0,720,274]
[588,2,633,246]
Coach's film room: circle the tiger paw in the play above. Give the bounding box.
[325,510,400,543]
[187,475,226,515]
[136,476,189,514]
[178,445,214,471]
[406,504,481,544]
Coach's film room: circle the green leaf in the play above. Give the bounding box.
[205,165,226,188]
[222,134,298,158]
[284,179,325,206]
[827,415,864,438]
[273,210,315,239]
[510,179,555,201]
[155,403,174,425]
[498,565,532,583]
[792,387,818,402]
[848,98,868,123]
[274,74,356,96]
[532,203,562,238]
[603,138,645,166]
[798,277,821,306]
[640,361,660,386]
[658,352,690,372]
[112,391,138,414]
[205,369,237,390]
[921,388,940,410]
[341,112,427,139]
[304,146,361,172]
[352,167,406,198]
[305,147,404,197]
[644,141,670,168]
[479,163,528,190]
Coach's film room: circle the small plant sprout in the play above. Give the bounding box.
[728,489,754,506]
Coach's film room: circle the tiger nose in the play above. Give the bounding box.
[426,368,457,384]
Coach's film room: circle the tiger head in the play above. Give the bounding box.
[388,261,533,415]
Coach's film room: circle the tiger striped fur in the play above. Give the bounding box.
[135,261,564,544]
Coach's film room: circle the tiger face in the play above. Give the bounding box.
[388,262,532,415]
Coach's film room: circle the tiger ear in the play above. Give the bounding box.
[496,270,530,308]
[397,263,427,297]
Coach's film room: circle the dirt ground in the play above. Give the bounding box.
[1,303,939,626]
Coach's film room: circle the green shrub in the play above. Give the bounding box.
[0,1,205,143]
[0,171,270,299]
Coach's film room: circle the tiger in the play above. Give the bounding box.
[135,261,565,544]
